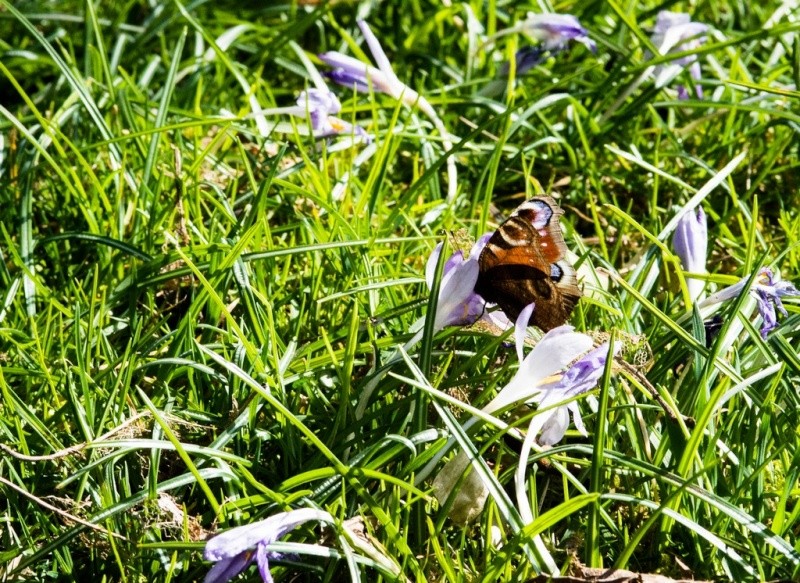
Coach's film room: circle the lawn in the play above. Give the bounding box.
[1,1,799,582]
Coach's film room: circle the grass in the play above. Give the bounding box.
[1,0,800,581]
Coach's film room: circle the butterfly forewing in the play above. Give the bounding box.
[475,196,581,331]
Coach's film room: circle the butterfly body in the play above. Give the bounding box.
[475,197,581,330]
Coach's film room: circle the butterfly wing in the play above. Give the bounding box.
[475,197,581,331]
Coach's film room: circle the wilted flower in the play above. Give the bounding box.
[701,267,799,339]
[203,508,333,583]
[673,206,708,303]
[650,11,708,96]
[320,20,457,200]
[424,235,491,331]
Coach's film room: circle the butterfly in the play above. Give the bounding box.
[474,196,581,331]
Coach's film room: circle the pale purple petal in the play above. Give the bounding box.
[753,269,800,337]
[255,543,273,583]
[526,342,616,445]
[435,257,483,329]
[298,88,341,117]
[318,52,375,92]
[522,13,594,52]
[325,67,371,93]
[652,13,708,56]
[479,307,513,331]
[484,326,593,414]
[469,232,494,260]
[538,406,570,446]
[357,20,398,82]
[756,289,778,338]
[654,11,692,33]
[703,267,799,338]
[515,327,594,387]
[513,46,546,75]
[568,402,587,436]
[425,243,444,289]
[514,303,536,363]
[204,508,331,583]
[650,11,708,90]
[318,29,397,96]
[294,89,342,132]
[425,237,492,331]
[204,552,254,583]
[672,206,707,302]
[426,244,466,291]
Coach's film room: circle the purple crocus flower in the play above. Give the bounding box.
[293,88,369,141]
[520,12,596,52]
[483,13,594,97]
[432,311,599,523]
[700,267,800,339]
[424,234,491,331]
[489,12,596,53]
[319,20,457,200]
[203,508,333,583]
[529,342,616,445]
[672,206,708,303]
[650,11,708,97]
[481,309,596,416]
[250,87,368,141]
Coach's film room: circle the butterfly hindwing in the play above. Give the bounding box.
[475,196,581,331]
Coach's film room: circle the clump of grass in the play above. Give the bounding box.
[1,1,799,582]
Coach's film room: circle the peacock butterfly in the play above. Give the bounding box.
[474,196,581,331]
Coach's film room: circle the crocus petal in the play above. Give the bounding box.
[425,236,493,331]
[298,88,341,117]
[357,20,399,83]
[319,51,393,94]
[699,267,799,338]
[204,509,330,561]
[425,243,444,289]
[489,12,594,53]
[513,46,546,75]
[480,307,514,331]
[521,13,594,52]
[435,258,482,329]
[484,326,594,414]
[325,67,371,93]
[426,243,465,290]
[538,342,616,399]
[649,11,708,91]
[204,552,254,583]
[568,401,587,436]
[514,327,594,385]
[514,303,536,363]
[756,290,778,339]
[469,232,494,260]
[673,206,708,303]
[255,543,274,583]
[537,406,569,446]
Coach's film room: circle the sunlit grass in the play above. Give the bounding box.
[1,1,799,582]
